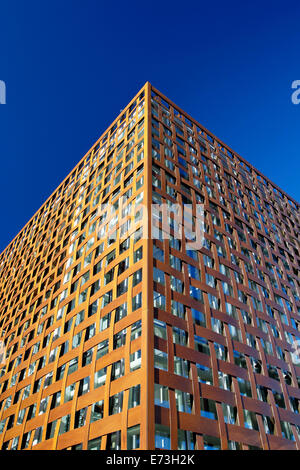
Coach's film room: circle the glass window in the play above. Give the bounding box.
[200,398,217,420]
[173,327,188,346]
[191,308,206,327]
[197,364,213,385]
[96,339,109,359]
[109,391,123,415]
[106,431,121,450]
[153,291,165,310]
[59,414,70,435]
[94,367,107,388]
[131,320,142,340]
[222,403,237,425]
[132,292,142,311]
[154,349,168,371]
[237,377,252,397]
[130,350,141,371]
[175,389,193,413]
[154,319,167,339]
[155,424,170,450]
[74,407,87,428]
[91,400,104,422]
[127,425,140,450]
[153,267,165,285]
[111,359,125,381]
[203,434,221,450]
[174,356,189,378]
[154,384,169,408]
[171,300,186,319]
[178,430,195,450]
[128,384,140,408]
[195,335,210,355]
[64,383,76,403]
[88,437,102,450]
[170,275,184,293]
[243,409,258,430]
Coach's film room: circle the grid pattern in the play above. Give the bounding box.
[0,82,299,450]
[150,85,300,450]
[0,85,149,450]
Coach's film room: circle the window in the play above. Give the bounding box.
[132,292,142,311]
[154,349,168,371]
[197,364,213,385]
[129,320,141,341]
[175,389,193,413]
[243,409,258,430]
[97,339,109,359]
[178,430,195,450]
[64,383,76,402]
[88,437,102,450]
[190,286,203,302]
[153,244,164,262]
[132,268,142,286]
[155,424,170,450]
[100,312,111,331]
[59,414,70,435]
[174,356,189,378]
[113,328,127,349]
[106,431,121,450]
[170,275,184,293]
[91,400,104,422]
[237,377,252,397]
[169,255,182,271]
[78,376,90,396]
[153,291,165,310]
[153,267,165,285]
[111,359,125,381]
[109,391,123,415]
[188,264,201,280]
[192,308,206,327]
[203,435,221,450]
[200,398,217,420]
[173,327,188,346]
[74,407,87,428]
[155,384,169,408]
[115,302,127,321]
[154,319,167,339]
[130,350,141,371]
[127,425,140,450]
[129,384,140,408]
[117,278,128,296]
[94,367,107,388]
[195,335,210,355]
[222,403,237,424]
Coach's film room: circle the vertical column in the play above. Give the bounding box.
[140,81,155,449]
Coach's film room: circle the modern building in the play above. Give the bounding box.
[0,82,299,451]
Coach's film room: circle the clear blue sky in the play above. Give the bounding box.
[0,0,299,252]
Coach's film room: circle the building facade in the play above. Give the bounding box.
[0,82,299,450]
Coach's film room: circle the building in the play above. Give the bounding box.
[0,82,299,451]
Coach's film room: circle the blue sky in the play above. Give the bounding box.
[0,0,299,252]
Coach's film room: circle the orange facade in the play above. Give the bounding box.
[0,83,299,450]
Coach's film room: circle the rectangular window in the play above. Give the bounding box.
[127,425,140,450]
[154,348,168,371]
[155,424,170,450]
[109,392,123,415]
[175,389,193,413]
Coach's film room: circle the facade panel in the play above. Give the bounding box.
[0,82,299,450]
